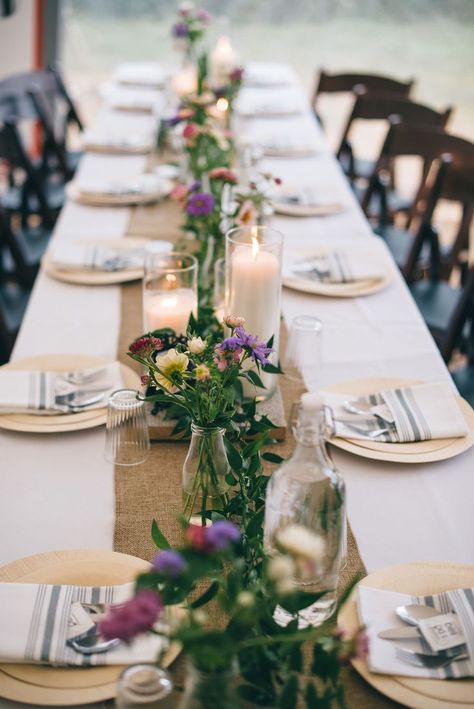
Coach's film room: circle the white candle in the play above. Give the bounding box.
[211,36,237,84]
[144,288,197,335]
[228,233,281,396]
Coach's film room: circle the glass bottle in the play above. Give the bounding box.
[263,393,346,628]
[179,660,239,709]
[116,664,173,708]
[182,424,231,520]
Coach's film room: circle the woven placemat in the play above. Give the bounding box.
[113,189,402,707]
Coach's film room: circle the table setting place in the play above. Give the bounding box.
[1,9,474,708]
[66,173,172,206]
[282,242,392,296]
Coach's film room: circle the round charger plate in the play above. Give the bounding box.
[0,549,181,706]
[273,201,346,218]
[338,561,474,709]
[283,266,392,298]
[43,237,154,286]
[326,378,474,463]
[262,146,319,158]
[66,179,172,207]
[0,354,140,434]
[83,140,154,155]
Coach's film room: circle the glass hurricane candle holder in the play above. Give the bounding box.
[225,225,283,400]
[143,252,197,335]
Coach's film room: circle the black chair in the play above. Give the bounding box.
[311,70,414,118]
[0,204,51,288]
[0,66,84,178]
[0,243,30,364]
[451,366,474,408]
[368,122,474,279]
[338,89,452,191]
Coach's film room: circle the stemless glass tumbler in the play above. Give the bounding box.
[105,389,150,466]
[282,315,323,391]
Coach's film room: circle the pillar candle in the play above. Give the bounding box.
[144,288,197,335]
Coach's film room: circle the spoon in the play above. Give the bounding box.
[396,604,441,627]
[396,646,469,669]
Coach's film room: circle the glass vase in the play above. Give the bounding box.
[182,425,231,520]
[179,661,239,709]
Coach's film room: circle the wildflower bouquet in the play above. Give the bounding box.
[180,118,233,180]
[229,173,282,228]
[99,518,365,707]
[214,66,245,115]
[172,2,212,59]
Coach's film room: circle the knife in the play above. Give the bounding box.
[378,626,421,640]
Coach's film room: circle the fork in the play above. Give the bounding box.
[396,646,469,669]
[337,420,390,439]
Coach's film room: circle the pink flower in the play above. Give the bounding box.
[141,374,151,386]
[186,524,208,551]
[129,336,163,357]
[236,199,257,227]
[183,122,200,141]
[186,521,240,553]
[170,183,189,201]
[213,346,242,371]
[274,177,282,185]
[223,315,245,329]
[196,8,212,22]
[98,590,163,642]
[208,167,237,183]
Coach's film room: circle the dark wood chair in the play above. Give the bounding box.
[451,366,474,408]
[0,239,30,364]
[369,122,474,279]
[311,70,414,116]
[338,89,452,189]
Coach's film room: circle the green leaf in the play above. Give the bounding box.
[224,438,243,471]
[245,370,265,389]
[279,590,329,614]
[289,644,303,672]
[238,684,275,706]
[262,452,284,464]
[278,675,298,708]
[151,519,171,549]
[190,581,219,609]
[262,362,283,374]
[246,506,265,539]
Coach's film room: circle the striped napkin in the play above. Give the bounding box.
[258,136,318,157]
[114,62,169,88]
[0,581,167,666]
[82,131,154,152]
[51,243,148,272]
[76,174,163,198]
[322,382,468,442]
[0,362,123,414]
[285,249,384,284]
[358,585,474,679]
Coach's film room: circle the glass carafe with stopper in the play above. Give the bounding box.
[263,392,346,628]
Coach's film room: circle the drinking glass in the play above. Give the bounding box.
[282,315,322,391]
[104,389,150,466]
[213,256,226,322]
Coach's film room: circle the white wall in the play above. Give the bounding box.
[0,0,34,80]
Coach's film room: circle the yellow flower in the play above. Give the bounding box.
[154,349,189,392]
[195,363,211,381]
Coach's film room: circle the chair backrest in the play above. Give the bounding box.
[312,69,414,111]
[337,92,452,161]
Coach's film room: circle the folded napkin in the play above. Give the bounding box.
[358,585,474,679]
[76,174,163,198]
[236,100,304,118]
[51,243,147,272]
[0,362,123,414]
[114,62,169,87]
[0,581,167,667]
[284,249,383,284]
[258,136,318,157]
[244,62,296,87]
[106,88,162,112]
[322,382,468,443]
[83,131,154,151]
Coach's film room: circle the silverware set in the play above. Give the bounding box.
[378,603,469,669]
[54,369,111,412]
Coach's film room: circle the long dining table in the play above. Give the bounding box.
[1,61,473,708]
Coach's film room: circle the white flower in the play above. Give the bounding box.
[223,315,245,329]
[276,524,325,564]
[154,349,189,392]
[187,336,206,354]
[267,555,295,582]
[193,609,207,625]
[237,591,255,608]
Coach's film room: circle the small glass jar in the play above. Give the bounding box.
[116,664,173,708]
[179,660,239,709]
[143,252,198,336]
[182,424,231,520]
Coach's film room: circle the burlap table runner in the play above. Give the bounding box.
[113,196,402,707]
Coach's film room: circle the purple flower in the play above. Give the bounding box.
[205,520,241,551]
[173,22,189,38]
[188,180,201,192]
[98,590,163,642]
[167,115,184,127]
[220,326,272,366]
[186,192,215,216]
[153,550,187,578]
[216,335,243,352]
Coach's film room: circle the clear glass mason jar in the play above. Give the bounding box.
[263,393,346,628]
[182,424,231,520]
[179,660,239,709]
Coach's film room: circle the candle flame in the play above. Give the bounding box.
[251,231,260,261]
[216,97,229,113]
[165,273,177,289]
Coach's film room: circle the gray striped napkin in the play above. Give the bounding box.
[322,382,468,443]
[0,362,123,414]
[0,581,166,666]
[358,585,474,679]
[288,250,383,284]
[51,243,147,272]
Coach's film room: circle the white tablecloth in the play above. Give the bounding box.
[1,70,473,582]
